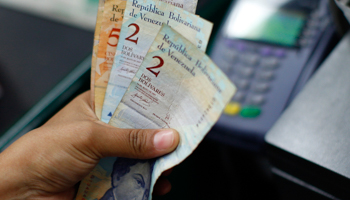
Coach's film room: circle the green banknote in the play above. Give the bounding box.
[109,25,235,200]
[101,0,212,123]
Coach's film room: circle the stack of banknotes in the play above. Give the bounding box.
[76,0,236,199]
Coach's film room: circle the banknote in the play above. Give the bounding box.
[100,0,212,123]
[94,0,126,120]
[91,0,106,112]
[75,157,116,200]
[109,24,236,199]
[94,0,198,120]
[77,24,236,200]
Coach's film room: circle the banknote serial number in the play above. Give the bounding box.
[81,175,95,199]
[196,98,217,127]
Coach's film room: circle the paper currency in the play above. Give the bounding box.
[94,0,127,119]
[100,0,212,123]
[94,0,198,120]
[109,24,235,199]
[77,24,235,200]
[91,0,106,112]
[76,157,116,200]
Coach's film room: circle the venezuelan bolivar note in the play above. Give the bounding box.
[76,24,235,200]
[94,0,198,120]
[100,0,212,123]
[94,0,126,120]
[91,0,106,112]
[109,24,235,200]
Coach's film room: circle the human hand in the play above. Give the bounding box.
[0,91,180,200]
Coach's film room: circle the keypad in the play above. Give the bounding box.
[247,95,265,106]
[224,102,241,116]
[233,78,250,90]
[240,106,261,118]
[256,71,275,81]
[220,40,285,118]
[240,54,259,66]
[237,67,255,78]
[252,83,270,93]
[232,91,246,102]
[261,58,279,68]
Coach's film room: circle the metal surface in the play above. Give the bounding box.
[265,32,350,199]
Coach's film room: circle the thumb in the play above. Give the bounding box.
[89,123,180,160]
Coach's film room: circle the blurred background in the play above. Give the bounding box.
[1,0,350,199]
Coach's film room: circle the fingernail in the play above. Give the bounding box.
[154,130,175,151]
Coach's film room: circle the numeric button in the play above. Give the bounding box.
[237,67,255,78]
[247,95,265,106]
[232,91,246,102]
[256,71,274,81]
[233,79,250,90]
[261,58,279,69]
[252,83,270,93]
[240,54,259,66]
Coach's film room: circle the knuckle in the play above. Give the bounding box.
[128,129,148,156]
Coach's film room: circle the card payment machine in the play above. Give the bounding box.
[210,0,336,149]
